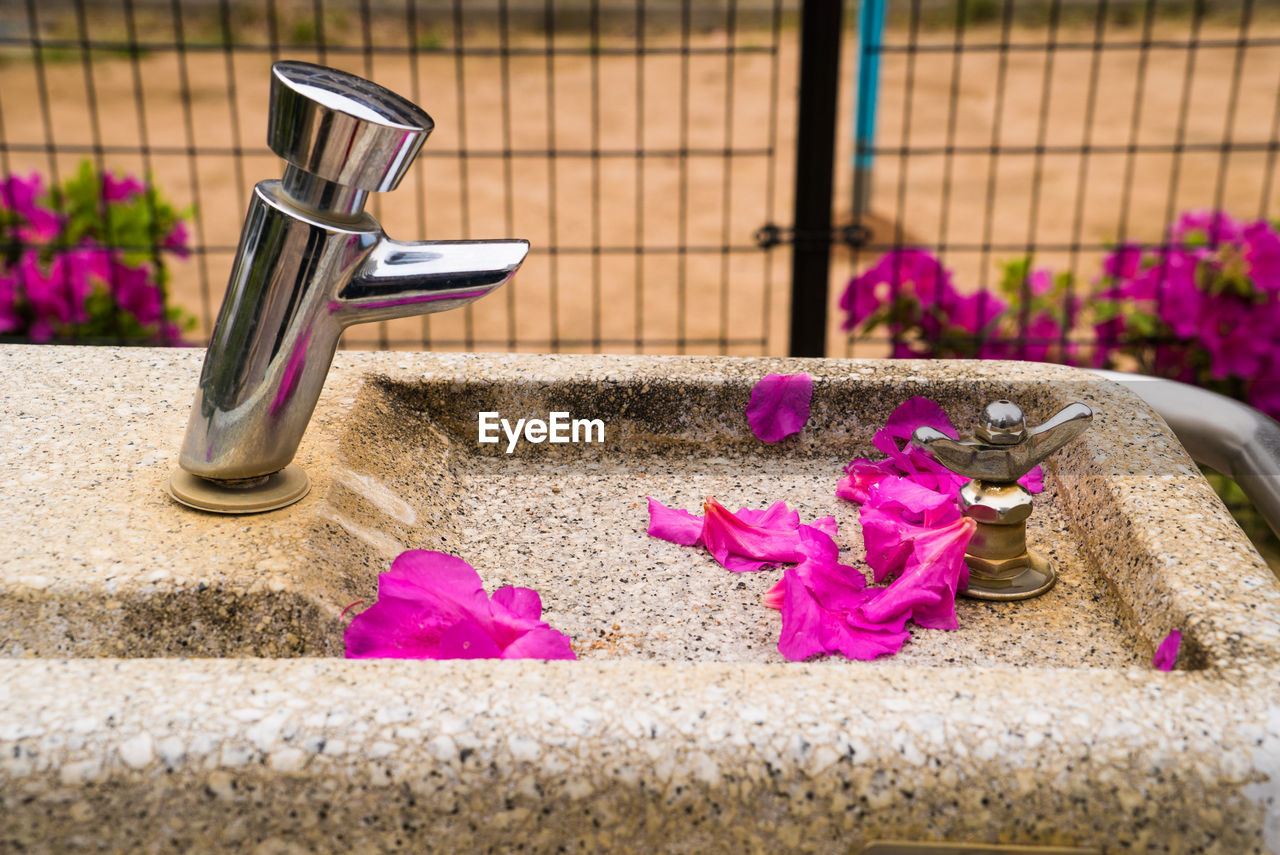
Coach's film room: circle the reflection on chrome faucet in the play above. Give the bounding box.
[169,61,528,513]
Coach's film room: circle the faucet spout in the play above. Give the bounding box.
[334,238,529,325]
[174,180,527,493]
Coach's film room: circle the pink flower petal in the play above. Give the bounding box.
[733,500,802,530]
[836,459,893,504]
[378,550,491,624]
[647,497,704,546]
[491,585,543,622]
[796,520,844,563]
[344,551,576,661]
[858,506,923,582]
[777,567,908,662]
[1153,629,1182,671]
[439,619,506,659]
[860,516,976,631]
[884,396,958,443]
[746,373,814,442]
[343,596,452,659]
[700,496,806,572]
[762,577,786,610]
[1018,465,1045,494]
[866,475,961,527]
[500,626,578,660]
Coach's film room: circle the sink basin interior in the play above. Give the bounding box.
[359,375,1146,668]
[2,364,1204,666]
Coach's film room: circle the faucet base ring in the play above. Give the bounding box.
[961,551,1057,601]
[168,464,310,514]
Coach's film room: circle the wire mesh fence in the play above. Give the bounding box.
[835,0,1280,361]
[0,0,797,354]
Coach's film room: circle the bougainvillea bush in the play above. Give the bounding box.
[841,210,1280,421]
[0,162,193,344]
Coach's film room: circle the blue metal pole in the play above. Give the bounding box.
[853,0,887,219]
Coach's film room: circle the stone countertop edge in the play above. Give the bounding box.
[0,345,1277,853]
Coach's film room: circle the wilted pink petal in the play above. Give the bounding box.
[344,595,452,659]
[859,505,922,582]
[378,550,494,621]
[439,619,506,659]
[796,526,838,564]
[500,626,577,660]
[1153,629,1182,671]
[700,496,806,572]
[1018,465,1045,494]
[733,500,801,531]
[344,550,576,660]
[492,585,543,622]
[860,516,975,631]
[836,458,892,504]
[866,475,961,527]
[777,566,908,661]
[802,516,839,547]
[883,396,957,443]
[647,497,704,546]
[746,373,814,442]
[793,531,866,606]
[762,577,785,610]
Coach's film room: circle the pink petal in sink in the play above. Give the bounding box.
[1153,629,1182,671]
[746,372,814,442]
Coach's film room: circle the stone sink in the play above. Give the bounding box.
[2,345,1279,852]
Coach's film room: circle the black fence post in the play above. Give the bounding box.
[788,0,844,358]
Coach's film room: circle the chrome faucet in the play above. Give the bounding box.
[169,61,528,513]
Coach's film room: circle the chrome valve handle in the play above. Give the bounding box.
[912,400,1093,600]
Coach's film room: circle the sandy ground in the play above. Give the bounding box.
[1,16,1278,355]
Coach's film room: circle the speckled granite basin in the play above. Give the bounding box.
[2,345,1279,853]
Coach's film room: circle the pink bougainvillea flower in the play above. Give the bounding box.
[746,372,814,442]
[106,259,165,325]
[101,171,146,202]
[858,515,975,631]
[0,271,20,334]
[163,220,192,259]
[1153,629,1182,671]
[777,560,908,662]
[11,250,94,339]
[0,172,62,243]
[649,496,833,573]
[344,550,576,660]
[646,497,704,546]
[773,517,975,661]
[839,249,959,333]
